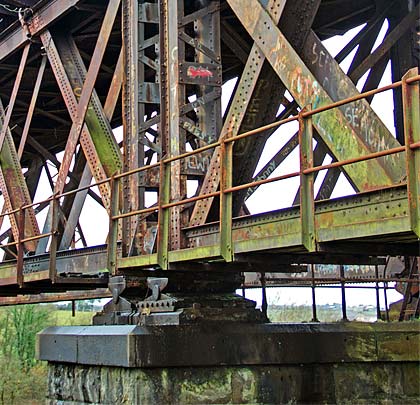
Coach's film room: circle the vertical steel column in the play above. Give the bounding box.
[48,197,59,283]
[390,2,417,144]
[399,257,416,321]
[310,264,319,322]
[137,0,146,215]
[383,257,390,322]
[220,137,233,262]
[16,207,25,287]
[339,265,348,321]
[157,160,171,269]
[194,1,222,142]
[375,265,382,321]
[261,272,268,320]
[299,108,316,252]
[122,0,141,255]
[136,1,160,254]
[108,176,120,275]
[403,68,420,237]
[160,0,187,252]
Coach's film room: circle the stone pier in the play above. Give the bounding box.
[38,322,420,404]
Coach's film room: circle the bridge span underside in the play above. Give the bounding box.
[0,0,418,403]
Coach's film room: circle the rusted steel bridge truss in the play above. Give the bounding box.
[0,0,418,308]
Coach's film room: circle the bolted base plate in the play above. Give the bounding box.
[92,292,267,326]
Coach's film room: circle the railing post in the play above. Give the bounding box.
[157,159,170,270]
[310,264,319,322]
[220,137,233,262]
[16,207,25,287]
[107,175,120,275]
[402,67,420,237]
[299,106,316,252]
[339,264,348,321]
[374,265,382,321]
[49,196,59,283]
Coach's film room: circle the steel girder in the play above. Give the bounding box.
[190,0,288,226]
[189,0,410,226]
[0,45,40,252]
[0,0,417,301]
[0,0,83,62]
[0,1,122,264]
[230,0,402,185]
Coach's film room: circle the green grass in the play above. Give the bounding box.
[0,306,98,405]
[268,304,378,322]
[48,309,95,326]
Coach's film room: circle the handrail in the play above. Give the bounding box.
[1,71,419,278]
[0,73,416,222]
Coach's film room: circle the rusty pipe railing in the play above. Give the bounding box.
[0,70,418,283]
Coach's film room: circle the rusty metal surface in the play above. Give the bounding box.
[0,98,40,251]
[0,0,417,304]
[0,288,111,306]
[227,0,404,190]
[0,0,82,61]
[189,0,287,226]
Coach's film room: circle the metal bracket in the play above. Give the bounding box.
[109,276,126,304]
[137,277,176,314]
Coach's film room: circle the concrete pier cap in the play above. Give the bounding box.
[38,322,420,404]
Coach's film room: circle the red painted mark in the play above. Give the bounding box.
[187,66,213,78]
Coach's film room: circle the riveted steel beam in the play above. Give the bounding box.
[0,0,82,62]
[36,1,121,254]
[60,49,123,250]
[314,165,341,201]
[245,133,299,201]
[185,185,414,257]
[351,4,420,84]
[189,0,287,227]
[160,0,187,251]
[0,103,40,250]
[0,289,111,306]
[0,47,40,251]
[0,43,29,152]
[50,0,121,197]
[122,0,141,256]
[37,31,112,253]
[54,35,122,180]
[403,68,420,237]
[17,55,47,159]
[302,30,405,188]
[227,0,404,191]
